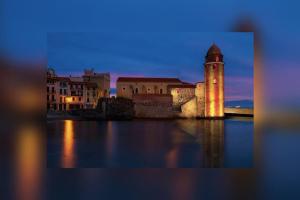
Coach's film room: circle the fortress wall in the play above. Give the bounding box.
[133,94,174,118]
[170,87,195,107]
[196,82,205,117]
[224,107,253,116]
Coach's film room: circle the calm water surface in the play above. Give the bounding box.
[47,119,253,168]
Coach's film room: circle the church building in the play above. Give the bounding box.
[116,44,225,118]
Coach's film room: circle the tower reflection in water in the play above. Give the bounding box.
[203,120,224,168]
[176,119,224,168]
[62,120,75,168]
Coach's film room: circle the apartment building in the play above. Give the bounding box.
[47,68,110,111]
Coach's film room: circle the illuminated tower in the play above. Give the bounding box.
[204,44,224,118]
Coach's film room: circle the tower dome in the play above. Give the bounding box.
[205,43,223,62]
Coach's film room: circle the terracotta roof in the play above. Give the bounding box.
[117,77,182,83]
[167,84,196,88]
[207,43,222,55]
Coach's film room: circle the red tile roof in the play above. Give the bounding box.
[117,77,182,83]
[167,84,196,88]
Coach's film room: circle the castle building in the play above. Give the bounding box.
[116,77,196,108]
[46,68,110,111]
[116,77,184,98]
[116,43,225,118]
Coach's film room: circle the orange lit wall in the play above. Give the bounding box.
[205,62,224,117]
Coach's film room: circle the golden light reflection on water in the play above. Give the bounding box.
[106,121,114,160]
[62,120,75,168]
[203,120,224,168]
[175,120,224,168]
[16,125,42,200]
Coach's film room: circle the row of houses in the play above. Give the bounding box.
[47,68,110,111]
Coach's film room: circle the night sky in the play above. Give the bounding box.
[2,0,300,106]
[47,32,253,101]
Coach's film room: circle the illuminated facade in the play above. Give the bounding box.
[116,43,225,118]
[116,77,186,99]
[204,44,224,117]
[46,68,110,111]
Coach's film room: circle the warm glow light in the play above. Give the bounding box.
[209,66,215,117]
[16,125,42,200]
[62,120,75,168]
[65,97,72,103]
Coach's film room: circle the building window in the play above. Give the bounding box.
[87,98,90,102]
[123,87,126,90]
[52,95,55,101]
[47,87,49,92]
[72,97,75,101]
[47,95,49,101]
[52,87,55,93]
[60,97,62,103]
[87,92,89,96]
[135,88,138,94]
[64,89,67,95]
[60,89,62,94]
[160,89,163,94]
[79,97,81,101]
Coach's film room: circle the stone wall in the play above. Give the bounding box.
[178,82,205,118]
[195,82,205,117]
[117,81,182,99]
[224,107,253,116]
[97,97,134,119]
[133,94,174,118]
[180,97,198,118]
[169,86,195,108]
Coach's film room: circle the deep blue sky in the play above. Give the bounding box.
[47,32,253,101]
[2,0,300,105]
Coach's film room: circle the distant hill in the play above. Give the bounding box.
[225,100,253,108]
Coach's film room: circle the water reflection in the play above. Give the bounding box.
[106,121,118,166]
[62,120,75,168]
[175,120,224,168]
[47,119,251,168]
[15,125,42,200]
[203,120,224,167]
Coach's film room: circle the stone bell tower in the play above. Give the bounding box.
[204,44,224,118]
